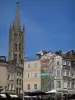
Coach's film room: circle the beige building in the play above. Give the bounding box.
[0,56,16,94]
[23,59,41,92]
[0,57,8,91]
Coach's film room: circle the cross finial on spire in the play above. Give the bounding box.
[16,0,19,4]
[14,0,20,30]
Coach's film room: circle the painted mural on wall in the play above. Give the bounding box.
[41,59,50,91]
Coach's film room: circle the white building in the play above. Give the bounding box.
[40,50,75,94]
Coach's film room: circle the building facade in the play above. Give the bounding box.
[0,57,8,92]
[0,56,16,94]
[49,55,75,94]
[23,50,75,94]
[23,59,41,92]
[40,50,75,94]
[8,1,24,94]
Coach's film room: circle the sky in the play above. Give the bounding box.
[0,0,75,59]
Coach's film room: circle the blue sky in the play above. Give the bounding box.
[0,0,75,58]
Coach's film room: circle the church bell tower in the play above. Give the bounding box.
[8,0,24,66]
[8,0,25,94]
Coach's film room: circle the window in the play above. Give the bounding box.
[63,80,67,88]
[8,75,10,80]
[51,80,54,89]
[63,70,66,76]
[28,73,30,78]
[27,63,30,68]
[26,73,31,78]
[34,73,38,78]
[12,85,14,90]
[19,79,21,85]
[19,88,21,94]
[57,61,60,65]
[63,60,66,65]
[67,70,70,76]
[72,72,74,78]
[56,81,61,88]
[19,54,21,63]
[11,75,14,81]
[19,54,21,59]
[68,81,71,88]
[15,43,17,51]
[57,70,60,76]
[8,84,10,90]
[17,79,19,85]
[72,83,74,88]
[34,84,37,89]
[17,72,22,76]
[28,84,30,90]
[19,34,22,41]
[8,84,11,90]
[14,34,18,41]
[19,43,21,51]
[11,84,14,90]
[67,61,71,66]
[14,54,17,60]
[34,63,37,68]
[16,88,18,94]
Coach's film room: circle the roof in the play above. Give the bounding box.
[0,59,8,64]
[24,58,40,62]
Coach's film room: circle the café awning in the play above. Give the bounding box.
[0,93,6,98]
[10,94,18,98]
[46,89,57,94]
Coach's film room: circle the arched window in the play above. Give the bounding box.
[14,54,17,61]
[19,43,21,51]
[14,43,17,51]
[57,61,60,65]
[14,34,18,41]
[14,53,17,64]
[57,70,60,76]
[19,34,22,41]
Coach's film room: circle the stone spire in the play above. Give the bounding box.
[14,0,20,31]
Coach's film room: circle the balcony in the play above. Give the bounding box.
[63,65,70,70]
[67,61,71,67]
[63,62,66,66]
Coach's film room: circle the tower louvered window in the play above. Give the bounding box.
[19,43,21,51]
[15,43,17,51]
[14,34,18,41]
